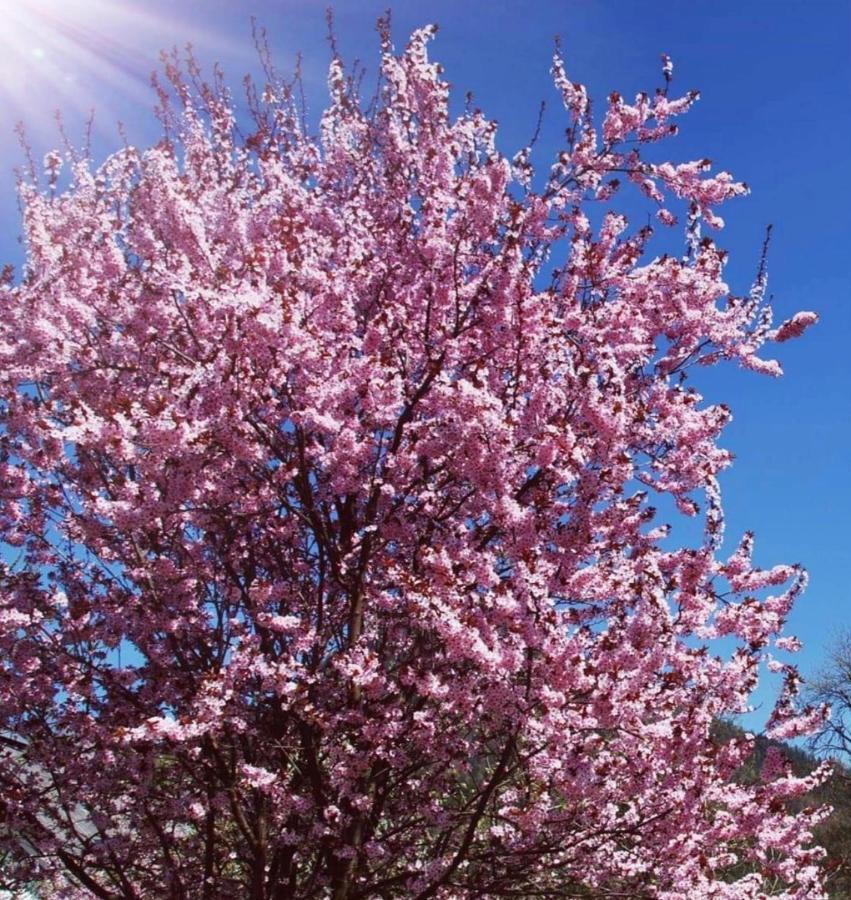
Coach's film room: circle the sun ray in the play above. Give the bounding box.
[0,0,250,147]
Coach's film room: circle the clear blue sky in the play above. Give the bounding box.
[1,0,849,728]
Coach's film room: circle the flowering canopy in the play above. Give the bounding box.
[0,22,827,900]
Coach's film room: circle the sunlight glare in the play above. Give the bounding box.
[0,0,169,147]
[0,0,251,148]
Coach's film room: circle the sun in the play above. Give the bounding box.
[0,0,97,63]
[0,0,173,146]
[0,1,120,117]
[0,0,249,151]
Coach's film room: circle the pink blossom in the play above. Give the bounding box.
[770,310,819,342]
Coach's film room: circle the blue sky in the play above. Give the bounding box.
[1,0,849,728]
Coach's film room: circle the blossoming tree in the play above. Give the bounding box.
[0,21,828,900]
